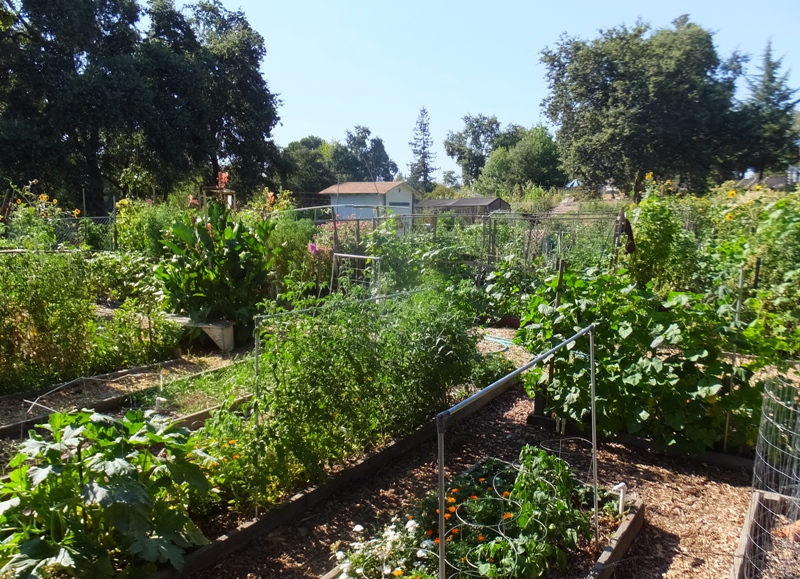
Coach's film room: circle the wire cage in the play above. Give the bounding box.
[736,375,800,579]
[330,253,382,295]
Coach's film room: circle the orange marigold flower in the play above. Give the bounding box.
[434,537,440,545]
[233,454,240,459]
[408,515,413,520]
[451,528,459,535]
[447,497,456,503]
[451,488,459,493]
[469,495,479,500]
[478,477,485,482]
[502,491,510,498]
[487,487,492,491]
[393,570,403,577]
[426,529,433,536]
[478,535,485,541]
[444,513,451,520]
[503,512,512,519]
[448,506,456,513]
[229,439,237,445]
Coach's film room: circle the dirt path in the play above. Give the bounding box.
[193,384,750,579]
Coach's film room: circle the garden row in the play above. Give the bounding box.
[0,289,514,578]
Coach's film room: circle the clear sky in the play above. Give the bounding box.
[207,0,799,181]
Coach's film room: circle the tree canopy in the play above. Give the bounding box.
[740,42,800,178]
[541,16,743,195]
[280,126,397,192]
[475,126,566,195]
[0,0,280,213]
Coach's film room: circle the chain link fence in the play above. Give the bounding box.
[1,215,115,251]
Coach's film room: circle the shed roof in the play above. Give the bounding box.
[416,197,509,208]
[319,182,402,195]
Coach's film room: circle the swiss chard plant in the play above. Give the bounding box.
[0,411,209,578]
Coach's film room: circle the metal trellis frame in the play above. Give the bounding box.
[434,324,599,579]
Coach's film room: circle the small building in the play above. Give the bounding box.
[319,181,417,220]
[415,196,511,216]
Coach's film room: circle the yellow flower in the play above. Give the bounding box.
[645,172,653,180]
[393,570,404,577]
[725,213,734,221]
[233,454,240,459]
[39,194,48,201]
[73,208,80,216]
[42,212,48,218]
[52,199,57,205]
[728,190,736,198]
[16,199,21,205]
[229,439,237,445]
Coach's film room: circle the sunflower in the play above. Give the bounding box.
[725,213,734,221]
[727,190,736,198]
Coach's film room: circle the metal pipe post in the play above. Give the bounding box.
[436,412,447,579]
[589,326,599,549]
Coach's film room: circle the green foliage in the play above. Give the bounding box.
[624,186,700,294]
[542,17,742,194]
[194,289,479,511]
[0,252,181,395]
[155,202,278,341]
[0,411,208,577]
[407,107,438,194]
[475,126,566,195]
[516,268,760,453]
[340,446,592,578]
[115,199,184,258]
[0,253,94,393]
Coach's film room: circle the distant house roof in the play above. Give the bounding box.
[319,182,403,195]
[416,197,511,209]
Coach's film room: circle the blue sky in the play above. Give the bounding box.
[209,0,799,181]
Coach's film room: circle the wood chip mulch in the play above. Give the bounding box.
[193,383,752,579]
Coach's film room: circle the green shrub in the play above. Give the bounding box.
[115,199,183,258]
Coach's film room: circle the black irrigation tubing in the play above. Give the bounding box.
[0,357,256,440]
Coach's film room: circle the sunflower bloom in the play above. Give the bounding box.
[728,190,736,198]
[725,213,734,221]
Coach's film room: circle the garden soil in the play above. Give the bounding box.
[193,371,751,578]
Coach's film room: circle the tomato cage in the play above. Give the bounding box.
[330,252,382,295]
[433,324,599,579]
[733,375,800,579]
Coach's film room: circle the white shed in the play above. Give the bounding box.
[319,181,417,220]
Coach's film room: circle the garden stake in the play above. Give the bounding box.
[254,321,260,518]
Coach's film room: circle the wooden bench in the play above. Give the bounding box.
[166,315,235,352]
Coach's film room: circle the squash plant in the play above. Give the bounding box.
[516,267,761,453]
[155,201,278,343]
[0,411,208,578]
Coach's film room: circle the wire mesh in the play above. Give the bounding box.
[741,375,800,579]
[3,215,115,250]
[330,253,383,295]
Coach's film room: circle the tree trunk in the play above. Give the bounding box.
[632,170,644,204]
[83,129,108,216]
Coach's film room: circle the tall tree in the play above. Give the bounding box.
[443,114,501,185]
[407,107,438,193]
[542,16,742,195]
[343,125,397,182]
[0,0,146,213]
[476,126,566,195]
[741,42,799,178]
[281,136,334,192]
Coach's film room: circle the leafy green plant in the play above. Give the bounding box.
[516,267,760,453]
[155,202,279,342]
[339,446,592,579]
[0,411,208,578]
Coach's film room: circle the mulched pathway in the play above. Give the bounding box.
[193,383,751,579]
